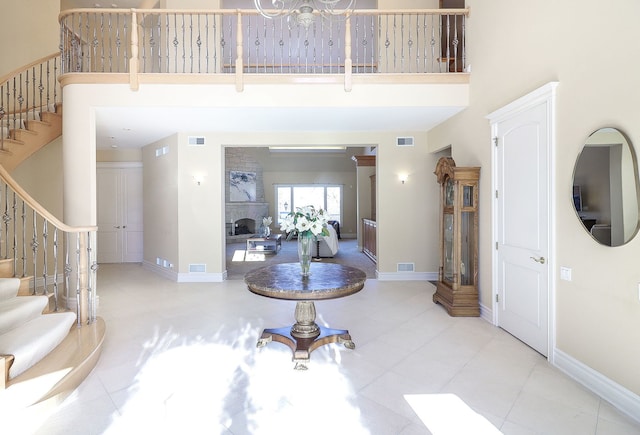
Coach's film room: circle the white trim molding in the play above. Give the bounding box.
[376,271,438,281]
[554,348,640,424]
[143,260,226,282]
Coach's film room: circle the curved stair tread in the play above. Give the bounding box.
[0,311,76,379]
[0,278,21,301]
[0,296,49,335]
[4,317,105,409]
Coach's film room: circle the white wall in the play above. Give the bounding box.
[428,0,640,396]
[142,134,180,272]
[0,1,59,76]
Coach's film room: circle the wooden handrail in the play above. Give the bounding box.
[59,8,469,17]
[0,164,96,233]
[0,52,59,87]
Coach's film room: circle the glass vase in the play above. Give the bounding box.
[297,232,313,277]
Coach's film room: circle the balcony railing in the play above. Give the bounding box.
[0,53,61,151]
[59,8,468,89]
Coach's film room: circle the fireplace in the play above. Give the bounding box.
[233,218,255,235]
[225,202,269,242]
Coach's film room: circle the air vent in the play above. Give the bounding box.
[397,263,415,272]
[189,264,206,273]
[188,136,206,146]
[396,136,414,147]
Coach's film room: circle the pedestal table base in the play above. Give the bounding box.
[256,301,355,370]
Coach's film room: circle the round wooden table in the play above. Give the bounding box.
[245,262,366,369]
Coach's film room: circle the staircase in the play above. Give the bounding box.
[1,52,63,172]
[0,54,105,413]
[0,273,76,385]
[0,105,62,172]
[0,169,105,410]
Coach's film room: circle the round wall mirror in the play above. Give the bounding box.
[572,127,640,246]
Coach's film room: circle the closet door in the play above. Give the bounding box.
[97,165,143,263]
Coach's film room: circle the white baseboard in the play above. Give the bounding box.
[479,302,493,324]
[25,273,65,293]
[142,260,226,282]
[376,271,437,281]
[143,260,178,280]
[553,348,640,424]
[177,271,226,283]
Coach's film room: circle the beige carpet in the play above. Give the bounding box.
[225,237,376,280]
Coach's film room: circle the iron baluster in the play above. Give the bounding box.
[11,192,16,276]
[53,228,59,311]
[42,220,49,300]
[21,201,26,278]
[181,13,186,73]
[75,233,80,325]
[3,183,9,260]
[31,209,38,295]
[64,232,71,310]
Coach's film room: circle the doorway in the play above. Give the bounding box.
[97,164,143,263]
[488,82,558,357]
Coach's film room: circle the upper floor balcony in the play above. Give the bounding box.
[58,7,469,92]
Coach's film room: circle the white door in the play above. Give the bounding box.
[97,166,143,263]
[490,83,557,357]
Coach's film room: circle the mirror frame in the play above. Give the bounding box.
[572,127,640,247]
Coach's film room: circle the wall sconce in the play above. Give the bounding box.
[399,173,408,184]
[193,174,206,186]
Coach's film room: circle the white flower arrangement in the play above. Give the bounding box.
[262,216,272,228]
[280,205,329,239]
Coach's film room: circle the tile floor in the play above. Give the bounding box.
[22,264,640,434]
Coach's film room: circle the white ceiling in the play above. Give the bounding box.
[95,105,463,149]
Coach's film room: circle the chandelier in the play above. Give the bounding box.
[253,0,357,29]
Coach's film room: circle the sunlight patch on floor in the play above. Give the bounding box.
[242,348,370,434]
[97,323,370,434]
[405,393,502,435]
[232,249,268,262]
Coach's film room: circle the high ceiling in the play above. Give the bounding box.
[94,105,463,149]
[64,1,464,149]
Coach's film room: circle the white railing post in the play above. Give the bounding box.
[235,11,244,92]
[344,15,352,92]
[129,9,140,91]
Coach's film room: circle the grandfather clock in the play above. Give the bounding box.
[433,157,480,316]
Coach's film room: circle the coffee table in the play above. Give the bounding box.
[245,262,366,369]
[246,234,282,254]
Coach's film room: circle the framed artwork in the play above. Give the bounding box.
[230,171,257,202]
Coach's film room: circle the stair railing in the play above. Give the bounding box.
[0,164,97,326]
[0,53,62,153]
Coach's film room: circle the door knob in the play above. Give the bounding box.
[114,226,121,229]
[530,256,545,264]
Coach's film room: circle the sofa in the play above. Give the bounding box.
[315,224,339,258]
